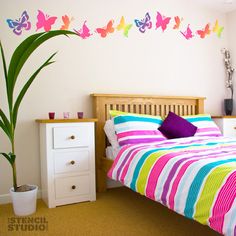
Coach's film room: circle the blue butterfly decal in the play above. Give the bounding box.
[134,12,152,33]
[6,11,31,36]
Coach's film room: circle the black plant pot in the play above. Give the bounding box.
[224,98,233,115]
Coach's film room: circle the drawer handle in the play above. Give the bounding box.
[70,135,76,140]
[71,185,76,190]
[70,160,75,165]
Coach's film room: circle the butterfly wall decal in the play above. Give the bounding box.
[60,15,74,30]
[36,10,57,32]
[116,16,133,37]
[173,16,183,30]
[74,21,93,39]
[156,11,171,32]
[213,20,224,38]
[134,12,152,33]
[95,20,115,38]
[196,23,211,39]
[6,11,31,35]
[181,24,194,40]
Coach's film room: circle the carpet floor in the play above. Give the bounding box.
[0,187,220,236]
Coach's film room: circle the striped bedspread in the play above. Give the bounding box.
[108,136,236,235]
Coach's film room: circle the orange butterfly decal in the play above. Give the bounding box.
[95,20,115,38]
[173,16,183,30]
[196,23,211,39]
[60,15,74,30]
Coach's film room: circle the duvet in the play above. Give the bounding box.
[108,136,236,236]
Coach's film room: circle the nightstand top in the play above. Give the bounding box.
[36,118,98,123]
[212,116,236,119]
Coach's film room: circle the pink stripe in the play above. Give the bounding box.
[119,146,150,183]
[145,152,183,200]
[107,145,131,178]
[117,130,163,139]
[197,127,219,132]
[209,171,236,234]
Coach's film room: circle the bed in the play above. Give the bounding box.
[91,93,236,235]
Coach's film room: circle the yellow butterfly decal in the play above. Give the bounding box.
[213,20,224,38]
[116,16,133,37]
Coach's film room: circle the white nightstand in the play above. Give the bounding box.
[212,116,236,137]
[36,118,97,208]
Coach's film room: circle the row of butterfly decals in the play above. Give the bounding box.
[6,10,224,39]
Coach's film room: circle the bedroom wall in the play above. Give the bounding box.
[227,10,236,101]
[0,0,229,200]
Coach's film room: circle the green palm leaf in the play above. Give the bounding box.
[0,109,11,137]
[8,30,76,109]
[12,52,57,128]
[7,33,44,109]
[0,152,13,165]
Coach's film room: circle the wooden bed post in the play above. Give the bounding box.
[91,95,107,192]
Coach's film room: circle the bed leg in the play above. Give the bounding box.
[97,169,107,192]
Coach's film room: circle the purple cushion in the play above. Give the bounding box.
[158,112,197,139]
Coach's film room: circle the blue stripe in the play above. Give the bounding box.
[184,158,236,219]
[130,149,157,191]
[185,117,211,122]
[114,116,162,125]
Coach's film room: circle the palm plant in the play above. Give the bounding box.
[0,30,76,192]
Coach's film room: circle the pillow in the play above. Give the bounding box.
[110,110,128,117]
[183,114,222,137]
[158,112,197,139]
[112,112,166,146]
[104,119,120,149]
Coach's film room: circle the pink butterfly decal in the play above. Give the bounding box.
[156,11,171,32]
[95,20,115,38]
[60,15,74,30]
[36,10,57,32]
[6,11,31,35]
[181,24,194,40]
[74,21,93,39]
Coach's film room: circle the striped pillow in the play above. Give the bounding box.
[112,112,167,146]
[183,114,222,137]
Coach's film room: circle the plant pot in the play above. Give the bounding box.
[224,98,233,115]
[10,185,38,216]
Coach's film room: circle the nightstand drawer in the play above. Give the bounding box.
[55,175,90,199]
[54,150,89,174]
[53,125,91,149]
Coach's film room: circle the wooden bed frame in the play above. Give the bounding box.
[91,93,205,192]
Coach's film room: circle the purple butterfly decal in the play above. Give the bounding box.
[134,12,152,33]
[6,11,31,36]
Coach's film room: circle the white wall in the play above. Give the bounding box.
[0,0,229,198]
[227,10,236,104]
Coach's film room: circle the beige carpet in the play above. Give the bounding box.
[0,187,220,236]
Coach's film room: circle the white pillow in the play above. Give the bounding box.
[104,119,120,149]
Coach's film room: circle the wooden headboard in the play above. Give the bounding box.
[91,93,205,191]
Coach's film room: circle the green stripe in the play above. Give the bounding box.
[136,150,167,195]
[194,163,236,224]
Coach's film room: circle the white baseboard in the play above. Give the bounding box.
[0,190,42,204]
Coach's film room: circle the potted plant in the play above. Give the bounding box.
[0,30,76,216]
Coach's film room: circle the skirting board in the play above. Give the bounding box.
[0,190,42,204]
